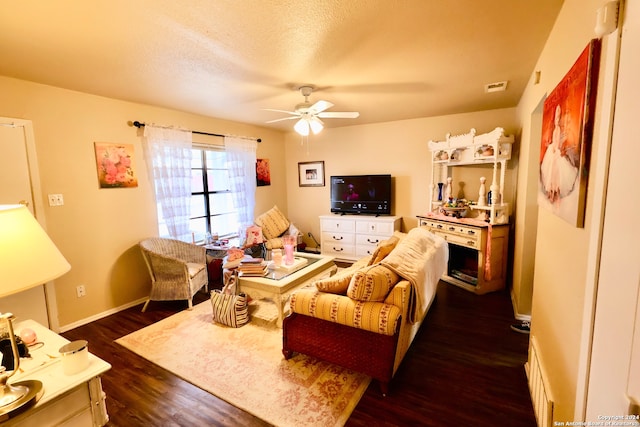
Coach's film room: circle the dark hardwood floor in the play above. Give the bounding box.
[62,281,535,427]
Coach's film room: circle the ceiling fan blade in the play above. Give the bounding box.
[317,111,360,119]
[309,100,333,114]
[309,115,324,125]
[263,108,299,115]
[265,116,300,123]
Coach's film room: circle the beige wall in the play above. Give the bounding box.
[283,109,518,243]
[2,4,632,417]
[0,76,286,329]
[515,0,622,421]
[586,0,640,418]
[1,73,521,330]
[0,73,520,330]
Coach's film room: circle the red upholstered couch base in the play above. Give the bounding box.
[282,312,399,395]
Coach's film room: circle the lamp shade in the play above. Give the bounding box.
[0,205,70,298]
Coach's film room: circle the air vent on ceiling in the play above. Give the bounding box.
[484,81,508,93]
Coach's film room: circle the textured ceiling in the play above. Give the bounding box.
[0,0,563,131]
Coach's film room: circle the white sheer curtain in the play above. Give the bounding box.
[224,137,257,238]
[142,125,193,242]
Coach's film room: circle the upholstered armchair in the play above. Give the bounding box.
[139,237,208,312]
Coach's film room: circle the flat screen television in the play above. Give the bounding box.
[330,174,392,216]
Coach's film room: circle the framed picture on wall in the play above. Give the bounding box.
[94,142,138,188]
[538,38,601,227]
[256,158,271,186]
[298,161,325,187]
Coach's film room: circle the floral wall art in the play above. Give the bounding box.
[94,142,138,188]
[256,158,271,186]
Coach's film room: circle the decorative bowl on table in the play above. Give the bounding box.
[439,199,470,218]
[440,206,468,218]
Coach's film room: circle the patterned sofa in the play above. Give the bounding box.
[282,226,448,394]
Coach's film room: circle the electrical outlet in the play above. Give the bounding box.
[76,285,86,298]
[48,194,64,207]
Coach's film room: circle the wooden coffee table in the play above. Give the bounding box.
[238,252,336,327]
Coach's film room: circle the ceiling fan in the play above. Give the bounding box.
[265,85,360,136]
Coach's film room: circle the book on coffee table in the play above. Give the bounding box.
[238,268,268,277]
[272,256,308,273]
[240,258,264,264]
[238,260,268,277]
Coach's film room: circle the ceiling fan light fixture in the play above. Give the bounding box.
[268,84,358,135]
[309,116,324,134]
[294,118,310,136]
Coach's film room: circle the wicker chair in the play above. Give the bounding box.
[139,237,208,312]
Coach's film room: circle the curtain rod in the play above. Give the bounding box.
[130,121,261,143]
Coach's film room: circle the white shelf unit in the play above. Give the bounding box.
[428,127,514,224]
[319,215,401,262]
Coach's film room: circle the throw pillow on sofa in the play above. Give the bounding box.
[313,268,353,295]
[367,235,400,266]
[347,263,400,302]
[314,257,369,294]
[393,230,407,240]
[255,205,289,240]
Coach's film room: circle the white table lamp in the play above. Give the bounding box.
[0,204,70,419]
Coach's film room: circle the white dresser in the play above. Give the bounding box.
[320,215,401,261]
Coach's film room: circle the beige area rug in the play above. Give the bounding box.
[116,301,371,427]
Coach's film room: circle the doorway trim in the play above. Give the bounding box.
[0,117,60,331]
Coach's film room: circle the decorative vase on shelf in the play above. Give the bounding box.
[490,183,500,205]
[478,177,486,206]
[437,182,444,201]
[445,177,452,201]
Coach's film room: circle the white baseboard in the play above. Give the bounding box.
[510,288,532,322]
[58,297,148,333]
